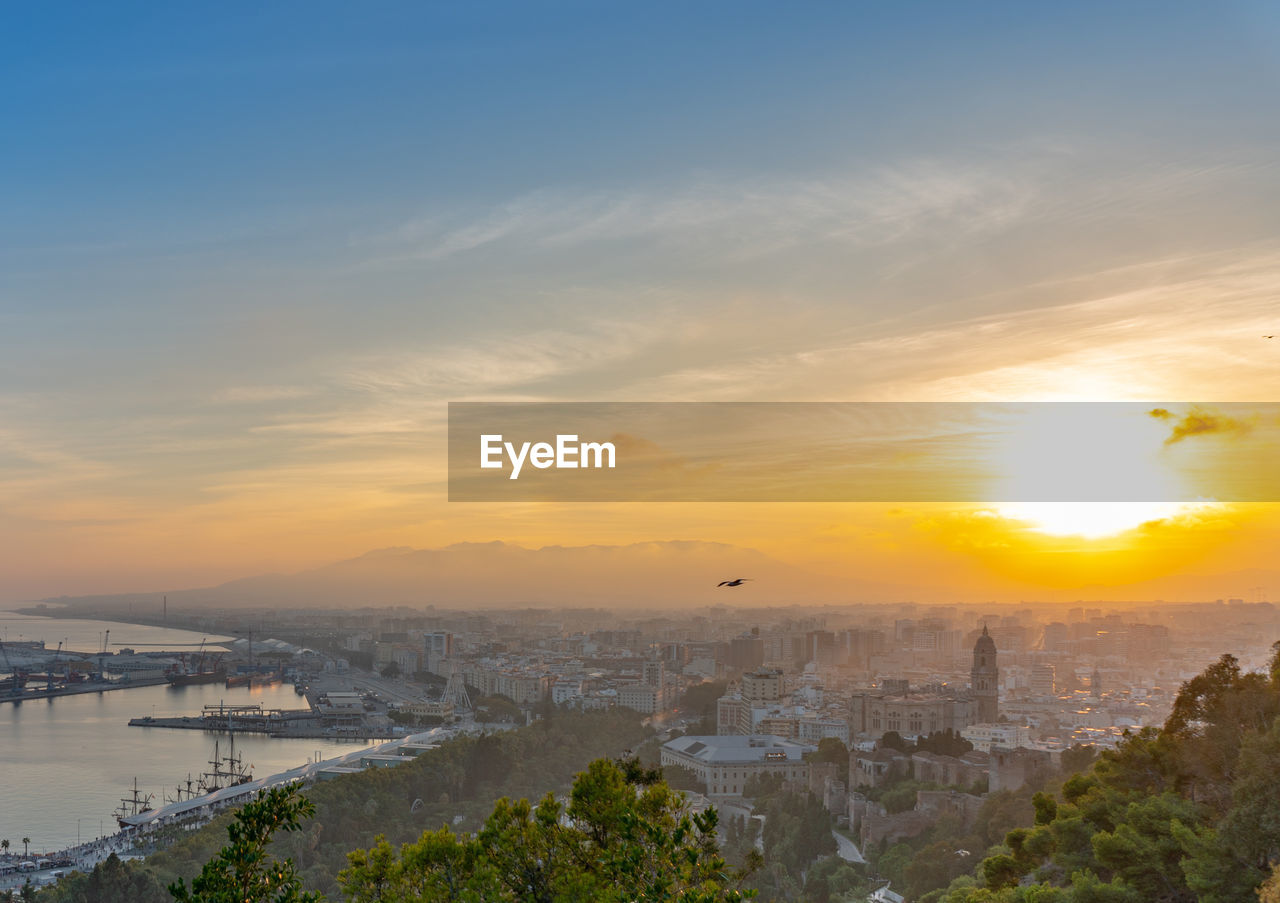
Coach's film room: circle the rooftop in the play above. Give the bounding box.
[663,734,815,764]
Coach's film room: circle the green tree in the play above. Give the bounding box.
[338,757,755,903]
[169,784,321,903]
[810,738,849,765]
[38,852,169,903]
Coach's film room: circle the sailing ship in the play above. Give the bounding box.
[114,778,154,827]
[198,737,254,794]
[163,773,202,805]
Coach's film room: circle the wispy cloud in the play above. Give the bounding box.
[365,157,1038,264]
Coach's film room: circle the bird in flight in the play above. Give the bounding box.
[717,578,751,587]
[1265,335,1275,339]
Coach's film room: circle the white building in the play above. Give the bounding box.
[660,735,815,798]
[961,722,1031,752]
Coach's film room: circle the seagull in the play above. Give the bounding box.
[717,578,751,587]
[1265,335,1275,339]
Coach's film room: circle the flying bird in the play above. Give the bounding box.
[1265,335,1275,339]
[717,578,751,587]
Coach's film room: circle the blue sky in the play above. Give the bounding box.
[3,2,1280,598]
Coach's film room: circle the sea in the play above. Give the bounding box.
[0,611,375,854]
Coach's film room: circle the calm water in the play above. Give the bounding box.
[0,613,374,854]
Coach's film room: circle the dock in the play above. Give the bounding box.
[1,674,168,705]
[129,701,400,740]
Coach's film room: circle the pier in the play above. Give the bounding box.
[1,674,167,705]
[129,701,400,740]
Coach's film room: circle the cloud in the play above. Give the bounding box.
[212,385,313,404]
[365,157,1037,265]
[1149,406,1252,445]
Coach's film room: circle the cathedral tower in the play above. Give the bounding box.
[971,624,999,723]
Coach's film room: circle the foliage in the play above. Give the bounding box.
[472,694,522,722]
[338,757,756,902]
[808,738,849,765]
[752,790,836,893]
[932,643,1280,903]
[140,709,651,898]
[169,784,320,903]
[680,681,728,721]
[35,853,169,903]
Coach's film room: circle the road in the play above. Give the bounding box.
[832,830,865,863]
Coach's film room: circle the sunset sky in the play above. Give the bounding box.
[3,3,1280,603]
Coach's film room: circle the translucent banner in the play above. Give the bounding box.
[447,402,1280,502]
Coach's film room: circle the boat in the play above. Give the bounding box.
[164,773,202,804]
[198,737,254,794]
[226,670,284,689]
[167,668,226,687]
[166,638,226,687]
[115,778,154,827]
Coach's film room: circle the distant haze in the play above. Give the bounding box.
[39,541,1280,611]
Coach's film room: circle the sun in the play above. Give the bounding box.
[985,405,1197,539]
[993,501,1201,539]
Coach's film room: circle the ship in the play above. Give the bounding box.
[198,737,254,794]
[164,773,202,804]
[166,638,226,686]
[115,778,154,827]
[226,669,284,690]
[167,667,226,687]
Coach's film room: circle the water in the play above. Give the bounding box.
[0,613,375,854]
[0,610,233,654]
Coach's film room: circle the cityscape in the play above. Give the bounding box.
[4,589,1278,899]
[4,2,1280,902]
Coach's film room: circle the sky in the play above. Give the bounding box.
[2,2,1280,602]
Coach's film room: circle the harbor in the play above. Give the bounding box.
[0,612,372,854]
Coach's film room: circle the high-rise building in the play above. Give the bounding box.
[1029,664,1056,696]
[971,625,999,723]
[741,667,784,704]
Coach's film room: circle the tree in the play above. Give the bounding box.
[169,784,321,903]
[338,757,756,902]
[1259,864,1280,903]
[379,662,401,680]
[39,852,169,903]
[21,838,29,858]
[1,839,8,856]
[810,738,849,765]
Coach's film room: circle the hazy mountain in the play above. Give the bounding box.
[45,541,907,611]
[39,542,1280,612]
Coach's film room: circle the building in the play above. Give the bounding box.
[961,723,1030,753]
[716,695,748,734]
[990,746,1052,792]
[971,625,999,723]
[1029,664,1056,697]
[848,690,975,740]
[618,683,666,714]
[726,635,764,671]
[660,735,814,798]
[741,667,784,704]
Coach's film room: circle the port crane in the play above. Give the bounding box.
[45,640,63,691]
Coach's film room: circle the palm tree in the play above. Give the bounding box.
[21,837,29,858]
[1,838,8,856]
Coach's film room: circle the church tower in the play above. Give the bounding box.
[971,624,999,723]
